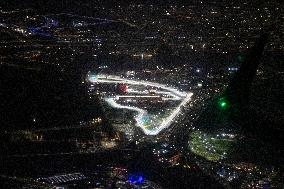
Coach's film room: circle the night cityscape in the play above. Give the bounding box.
[0,0,283,188]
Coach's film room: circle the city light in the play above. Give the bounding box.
[128,174,144,184]
[1,2,282,188]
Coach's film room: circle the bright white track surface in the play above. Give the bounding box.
[89,74,193,135]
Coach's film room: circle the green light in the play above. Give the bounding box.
[218,97,228,109]
[220,102,227,107]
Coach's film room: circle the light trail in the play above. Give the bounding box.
[155,92,193,134]
[127,88,181,100]
[104,98,152,134]
[89,74,193,135]
[115,95,161,99]
[91,74,187,97]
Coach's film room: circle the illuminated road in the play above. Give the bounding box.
[127,89,182,101]
[104,98,149,133]
[89,74,193,135]
[90,74,187,97]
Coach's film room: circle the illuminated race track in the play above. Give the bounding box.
[104,98,149,134]
[89,74,193,135]
[126,89,182,101]
[92,74,187,97]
